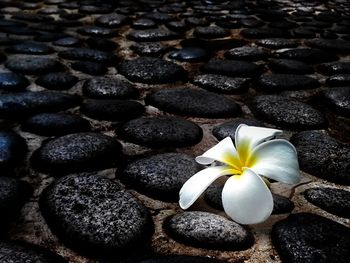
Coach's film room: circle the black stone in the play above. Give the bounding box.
[132,19,157,29]
[304,187,350,218]
[224,47,268,61]
[21,113,91,136]
[58,48,115,64]
[146,88,240,118]
[128,28,180,41]
[35,72,78,90]
[0,72,29,92]
[272,194,295,214]
[278,48,338,64]
[31,132,121,174]
[181,38,247,51]
[166,20,189,32]
[291,131,350,185]
[212,118,265,141]
[0,240,67,263]
[81,99,144,121]
[71,61,107,76]
[201,59,262,77]
[143,12,173,23]
[53,37,81,47]
[121,153,202,201]
[118,116,202,148]
[82,77,137,99]
[316,62,350,75]
[164,211,254,250]
[77,26,117,38]
[250,95,327,129]
[6,42,54,55]
[95,13,128,28]
[256,74,319,92]
[256,38,298,49]
[326,74,350,87]
[5,56,63,75]
[132,42,170,57]
[306,39,350,54]
[268,59,314,74]
[291,27,316,38]
[86,37,117,51]
[118,57,187,84]
[0,177,31,229]
[192,74,249,94]
[240,28,288,39]
[168,47,209,62]
[0,130,27,172]
[0,91,80,119]
[193,26,229,39]
[135,255,225,263]
[185,17,209,27]
[322,87,350,117]
[272,213,350,263]
[40,173,153,256]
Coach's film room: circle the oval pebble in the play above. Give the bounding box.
[146,88,240,118]
[35,72,78,90]
[31,132,122,174]
[278,48,338,64]
[5,56,63,75]
[6,42,54,55]
[201,59,262,77]
[118,116,202,148]
[58,48,115,64]
[268,59,314,74]
[121,153,202,201]
[0,72,29,92]
[40,173,153,256]
[0,130,27,171]
[323,87,350,117]
[165,211,254,250]
[21,113,91,136]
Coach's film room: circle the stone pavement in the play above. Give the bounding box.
[0,0,349,262]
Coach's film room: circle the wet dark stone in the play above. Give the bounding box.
[95,13,128,28]
[71,61,107,76]
[278,48,338,64]
[291,131,350,185]
[82,77,137,99]
[272,213,350,263]
[6,42,54,55]
[250,95,327,129]
[35,72,78,90]
[135,255,225,263]
[77,26,117,38]
[212,118,265,141]
[132,19,157,29]
[164,211,254,250]
[185,17,209,27]
[316,62,350,75]
[132,42,170,57]
[256,74,319,92]
[118,116,202,148]
[240,28,288,39]
[21,113,91,136]
[0,72,29,92]
[192,74,249,94]
[31,132,122,174]
[239,18,265,28]
[53,37,81,47]
[40,173,153,256]
[144,12,173,23]
[168,47,209,62]
[0,91,80,119]
[12,12,54,22]
[193,26,229,39]
[121,153,202,201]
[34,33,69,42]
[304,188,350,218]
[81,99,144,121]
[268,59,314,74]
[5,56,63,75]
[326,74,350,86]
[166,20,189,32]
[291,27,316,38]
[306,39,350,54]
[118,57,187,84]
[255,38,298,49]
[58,48,115,64]
[79,5,111,14]
[0,240,67,263]
[86,37,117,51]
[0,130,27,171]
[272,194,295,214]
[181,38,247,51]
[224,47,268,61]
[201,59,262,77]
[146,88,240,118]
[128,28,180,41]
[0,177,31,229]
[322,87,350,117]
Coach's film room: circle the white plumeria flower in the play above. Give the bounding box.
[179,124,300,225]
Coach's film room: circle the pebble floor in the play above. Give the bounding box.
[0,0,349,263]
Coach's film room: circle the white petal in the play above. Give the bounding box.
[235,124,282,164]
[179,166,233,209]
[222,168,273,225]
[248,139,300,184]
[195,137,241,170]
